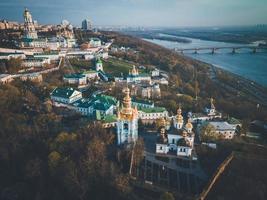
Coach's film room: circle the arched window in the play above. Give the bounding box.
[124,123,128,131]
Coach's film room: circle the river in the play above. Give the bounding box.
[144,35,267,87]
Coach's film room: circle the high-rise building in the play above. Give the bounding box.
[23,8,38,39]
[82,19,92,30]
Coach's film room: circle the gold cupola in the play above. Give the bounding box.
[210,97,215,109]
[176,105,183,123]
[185,118,193,132]
[118,87,138,121]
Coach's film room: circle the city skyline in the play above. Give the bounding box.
[0,0,267,27]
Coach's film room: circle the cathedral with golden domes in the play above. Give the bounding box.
[116,87,139,145]
[156,106,195,157]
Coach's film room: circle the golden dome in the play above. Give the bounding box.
[131,65,139,75]
[185,118,193,130]
[118,87,138,121]
[176,105,183,123]
[157,117,166,128]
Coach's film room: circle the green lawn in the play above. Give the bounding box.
[103,57,134,76]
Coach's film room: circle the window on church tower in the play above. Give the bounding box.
[124,123,128,131]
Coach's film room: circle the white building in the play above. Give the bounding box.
[50,87,82,104]
[138,107,168,121]
[191,98,222,123]
[89,38,102,48]
[152,77,169,85]
[0,52,26,60]
[63,73,87,85]
[0,74,13,84]
[208,121,238,139]
[140,83,161,99]
[20,73,42,82]
[22,57,51,68]
[34,52,60,61]
[126,66,151,83]
[83,70,99,80]
[151,69,160,77]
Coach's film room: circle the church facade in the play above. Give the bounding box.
[156,106,195,158]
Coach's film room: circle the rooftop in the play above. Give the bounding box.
[64,73,86,79]
[83,70,98,74]
[102,115,117,123]
[139,107,166,113]
[0,74,12,79]
[24,57,48,61]
[51,87,79,99]
[209,121,237,131]
[72,98,93,108]
[0,52,24,56]
[132,97,154,106]
[34,52,59,56]
[227,117,242,125]
[127,73,151,78]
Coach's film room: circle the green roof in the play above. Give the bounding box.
[139,107,167,113]
[102,115,117,123]
[22,38,47,42]
[94,94,118,106]
[72,98,93,108]
[51,87,78,98]
[132,98,154,106]
[34,52,59,56]
[228,117,241,125]
[64,73,86,79]
[90,37,101,42]
[94,102,111,111]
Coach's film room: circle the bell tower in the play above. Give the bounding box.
[116,87,138,145]
[23,8,38,39]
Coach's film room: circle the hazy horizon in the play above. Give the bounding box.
[0,0,267,27]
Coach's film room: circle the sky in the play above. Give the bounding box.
[0,0,267,27]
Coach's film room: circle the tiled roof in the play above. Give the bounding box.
[51,87,79,99]
[72,98,93,108]
[94,94,118,106]
[209,121,236,131]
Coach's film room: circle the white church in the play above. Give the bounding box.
[156,106,195,158]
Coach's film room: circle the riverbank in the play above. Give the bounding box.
[143,35,267,87]
[182,54,267,106]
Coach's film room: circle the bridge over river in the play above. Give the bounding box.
[174,46,267,54]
